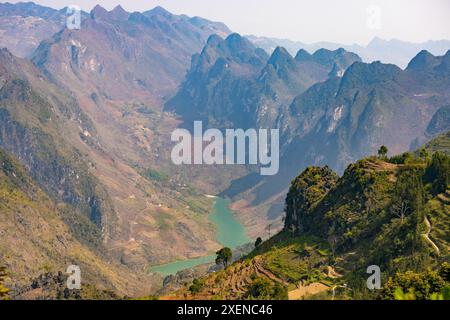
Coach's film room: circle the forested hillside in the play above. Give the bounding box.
[165,132,449,300]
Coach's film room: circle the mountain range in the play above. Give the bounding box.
[247,35,450,69]
[0,2,234,297]
[166,34,361,130]
[169,32,450,238]
[0,2,449,299]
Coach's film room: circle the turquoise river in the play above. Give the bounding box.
[150,197,250,276]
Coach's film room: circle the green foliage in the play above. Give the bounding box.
[419,148,429,161]
[284,166,338,234]
[388,152,415,164]
[378,145,388,159]
[425,151,450,194]
[245,277,288,300]
[380,268,447,300]
[141,168,169,182]
[189,278,204,295]
[216,247,232,268]
[371,168,425,267]
[439,262,450,282]
[254,237,263,248]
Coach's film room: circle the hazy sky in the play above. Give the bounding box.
[8,0,450,45]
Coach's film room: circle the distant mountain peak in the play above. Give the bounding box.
[224,33,255,52]
[110,5,129,21]
[407,50,441,71]
[268,47,295,68]
[207,34,223,46]
[225,33,244,44]
[295,49,313,62]
[90,4,108,20]
[146,6,173,19]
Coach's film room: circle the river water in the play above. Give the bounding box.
[150,197,250,276]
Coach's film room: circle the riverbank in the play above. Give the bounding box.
[149,197,251,276]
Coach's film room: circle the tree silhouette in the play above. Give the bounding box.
[378,145,388,159]
[215,247,232,268]
[254,237,263,248]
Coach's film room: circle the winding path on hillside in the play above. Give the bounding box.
[422,215,440,256]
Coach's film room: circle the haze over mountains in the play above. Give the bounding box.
[0,2,449,299]
[247,35,450,69]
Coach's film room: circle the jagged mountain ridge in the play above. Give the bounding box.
[166,33,361,130]
[247,35,450,69]
[0,2,90,58]
[31,4,231,103]
[220,50,450,239]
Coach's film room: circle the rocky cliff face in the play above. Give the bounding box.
[31,4,231,103]
[0,48,114,237]
[0,2,89,58]
[167,34,360,131]
[0,147,157,298]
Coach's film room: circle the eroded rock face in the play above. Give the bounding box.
[31,4,231,103]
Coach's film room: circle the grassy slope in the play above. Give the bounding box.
[0,148,158,298]
[0,49,224,295]
[165,132,450,300]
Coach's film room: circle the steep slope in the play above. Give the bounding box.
[0,48,222,295]
[22,6,239,269]
[283,50,450,173]
[166,33,269,128]
[166,134,450,300]
[0,47,115,241]
[228,50,450,238]
[167,34,360,130]
[0,2,89,58]
[0,147,156,298]
[427,105,450,137]
[32,4,231,103]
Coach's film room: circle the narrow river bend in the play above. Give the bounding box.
[150,197,250,276]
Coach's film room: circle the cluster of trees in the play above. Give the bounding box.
[425,151,450,194]
[244,277,288,300]
[188,278,204,296]
[380,263,450,300]
[215,247,232,268]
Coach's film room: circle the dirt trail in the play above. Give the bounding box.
[288,283,329,300]
[422,215,440,256]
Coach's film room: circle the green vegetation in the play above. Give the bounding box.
[189,279,204,295]
[257,234,330,284]
[167,132,450,301]
[245,277,288,300]
[141,168,169,182]
[378,145,388,159]
[380,263,450,300]
[255,237,263,248]
[216,247,233,268]
[425,151,450,194]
